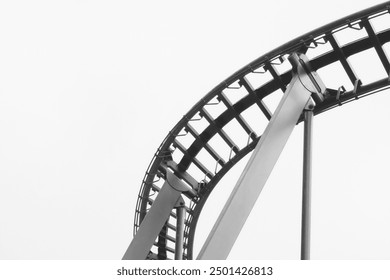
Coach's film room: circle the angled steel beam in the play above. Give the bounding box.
[123,170,195,260]
[197,53,325,260]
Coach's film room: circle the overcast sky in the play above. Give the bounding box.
[1,0,390,260]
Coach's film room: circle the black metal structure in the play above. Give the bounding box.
[132,2,390,259]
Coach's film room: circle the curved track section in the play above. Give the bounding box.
[133,2,390,259]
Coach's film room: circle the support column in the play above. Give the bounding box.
[301,107,313,260]
[175,197,186,260]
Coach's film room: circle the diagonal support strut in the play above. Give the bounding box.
[122,170,195,260]
[197,53,326,260]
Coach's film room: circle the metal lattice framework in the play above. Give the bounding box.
[132,2,390,259]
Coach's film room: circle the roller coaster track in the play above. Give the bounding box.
[129,2,390,259]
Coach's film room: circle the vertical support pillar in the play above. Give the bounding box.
[301,107,313,260]
[175,197,186,260]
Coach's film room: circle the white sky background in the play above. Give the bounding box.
[0,0,390,259]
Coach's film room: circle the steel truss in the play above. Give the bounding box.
[126,2,390,259]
